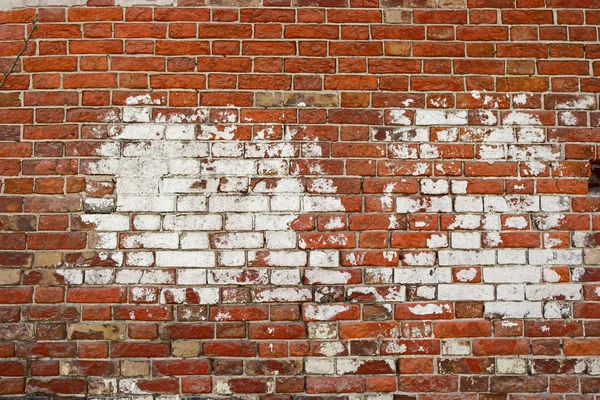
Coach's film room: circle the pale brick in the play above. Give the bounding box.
[438,284,494,301]
[155,251,215,267]
[485,302,543,319]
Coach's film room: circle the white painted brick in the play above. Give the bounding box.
[126,252,154,267]
[84,198,115,213]
[245,143,297,158]
[271,195,301,211]
[420,179,449,195]
[517,126,545,143]
[307,178,339,194]
[454,268,478,283]
[540,196,571,212]
[115,269,174,285]
[389,144,418,159]
[484,196,540,212]
[309,250,340,267]
[404,289,429,303]
[303,196,346,212]
[544,301,572,319]
[446,214,500,230]
[177,269,207,285]
[304,304,353,321]
[484,302,542,319]
[270,269,301,285]
[211,142,244,158]
[363,268,392,284]
[197,124,236,140]
[117,178,159,194]
[483,231,500,248]
[437,284,494,300]
[117,195,175,212]
[85,269,114,285]
[529,249,583,265]
[2,0,87,10]
[249,250,306,267]
[451,232,481,249]
[462,127,515,142]
[347,286,405,302]
[304,269,354,285]
[158,288,187,304]
[209,195,269,212]
[393,267,452,284]
[163,215,222,231]
[497,284,525,301]
[532,214,565,231]
[483,266,541,283]
[426,234,448,249]
[573,232,594,248]
[180,233,210,249]
[258,159,288,175]
[115,0,175,6]
[156,108,208,123]
[497,249,527,265]
[588,359,600,375]
[79,215,130,231]
[123,107,151,123]
[122,233,179,249]
[56,269,83,285]
[109,124,165,140]
[224,214,253,231]
[388,109,412,125]
[91,233,117,249]
[165,124,195,140]
[168,159,200,175]
[218,251,246,267]
[402,251,436,266]
[415,109,468,125]
[478,145,507,160]
[396,196,453,213]
[305,358,335,375]
[302,142,324,157]
[177,196,207,212]
[255,214,299,231]
[87,159,119,175]
[212,233,263,249]
[253,287,312,302]
[525,284,582,301]
[155,251,215,267]
[219,177,249,193]
[208,269,269,285]
[454,196,484,212]
[193,288,220,304]
[502,111,542,126]
[497,358,527,374]
[308,323,338,340]
[201,160,256,176]
[131,287,158,303]
[265,231,296,249]
[364,394,393,400]
[441,340,471,356]
[438,250,496,266]
[161,178,219,194]
[508,144,561,161]
[121,159,170,177]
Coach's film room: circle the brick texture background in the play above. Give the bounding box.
[1,0,600,398]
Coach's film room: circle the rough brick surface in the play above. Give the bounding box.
[0,0,600,397]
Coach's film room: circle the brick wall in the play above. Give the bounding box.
[1,0,600,397]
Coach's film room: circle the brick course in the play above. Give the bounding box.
[0,0,600,397]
